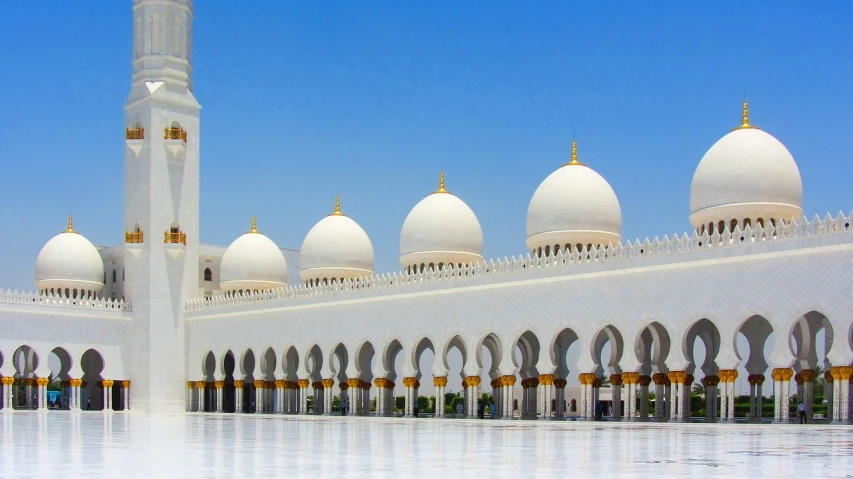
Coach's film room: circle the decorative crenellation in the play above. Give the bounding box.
[186,211,853,312]
[0,289,130,312]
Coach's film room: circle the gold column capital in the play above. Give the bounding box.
[433,376,448,387]
[195,381,206,389]
[538,374,555,386]
[609,374,623,386]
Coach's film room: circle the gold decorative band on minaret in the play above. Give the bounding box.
[126,126,144,140]
[164,230,187,245]
[164,126,187,142]
[125,230,144,243]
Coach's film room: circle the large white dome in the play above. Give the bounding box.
[300,196,375,284]
[690,102,803,231]
[219,217,288,293]
[35,216,104,297]
[526,141,622,253]
[400,173,483,271]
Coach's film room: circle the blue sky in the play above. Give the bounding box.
[0,1,851,290]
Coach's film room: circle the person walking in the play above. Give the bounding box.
[797,401,807,424]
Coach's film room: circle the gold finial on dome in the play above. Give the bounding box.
[249,215,258,233]
[562,139,585,167]
[732,98,759,131]
[433,170,449,194]
[66,214,76,233]
[330,194,346,216]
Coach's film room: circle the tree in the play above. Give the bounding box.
[691,382,705,396]
[395,396,405,411]
[599,376,611,388]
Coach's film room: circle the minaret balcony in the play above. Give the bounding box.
[164,126,187,157]
[126,127,145,140]
[125,127,145,157]
[164,231,187,245]
[125,231,144,243]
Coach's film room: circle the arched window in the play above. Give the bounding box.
[112,270,117,283]
[438,263,444,271]
[717,221,725,234]
[203,268,212,282]
[122,268,125,281]
[757,218,765,228]
[428,263,435,272]
[544,245,550,257]
[744,218,751,228]
[729,219,737,232]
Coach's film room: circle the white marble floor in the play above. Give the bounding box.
[0,412,850,478]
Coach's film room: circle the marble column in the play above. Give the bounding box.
[609,374,623,421]
[289,382,299,414]
[373,378,387,416]
[196,381,206,412]
[554,378,567,419]
[347,379,361,415]
[638,375,651,421]
[214,381,224,412]
[402,377,419,417]
[667,371,687,421]
[830,366,852,424]
[578,373,594,420]
[652,373,666,421]
[322,379,334,415]
[234,380,244,413]
[721,370,738,422]
[823,371,834,423]
[102,380,113,412]
[747,375,758,421]
[254,380,266,413]
[121,381,130,411]
[275,380,286,413]
[794,373,804,415]
[772,367,793,423]
[70,379,82,410]
[1,377,14,411]
[433,376,447,418]
[800,369,816,422]
[297,379,309,415]
[591,377,601,419]
[621,372,639,421]
[499,375,515,419]
[702,375,719,422]
[538,374,554,420]
[465,376,480,418]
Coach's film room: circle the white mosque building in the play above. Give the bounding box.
[1,0,851,425]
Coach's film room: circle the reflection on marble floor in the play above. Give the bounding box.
[1,412,851,478]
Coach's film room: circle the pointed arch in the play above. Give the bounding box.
[683,318,721,376]
[634,321,671,375]
[550,327,580,379]
[354,341,376,381]
[411,337,435,381]
[510,330,539,379]
[591,325,624,376]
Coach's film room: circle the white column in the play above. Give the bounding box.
[215,381,224,412]
[669,375,680,421]
[831,367,851,424]
[434,377,447,418]
[25,378,34,409]
[680,377,692,422]
[235,381,244,413]
[186,381,193,411]
[196,381,206,412]
[755,379,764,422]
[772,368,793,423]
[621,373,639,421]
[298,380,309,415]
[538,375,553,420]
[822,374,832,423]
[610,375,622,421]
[121,381,130,411]
[255,381,264,414]
[71,380,81,410]
[103,381,113,412]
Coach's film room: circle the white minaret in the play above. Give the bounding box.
[124,0,200,413]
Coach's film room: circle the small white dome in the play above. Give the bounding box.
[690,102,803,230]
[35,216,104,296]
[400,173,483,270]
[300,197,375,284]
[526,142,622,252]
[219,217,287,293]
